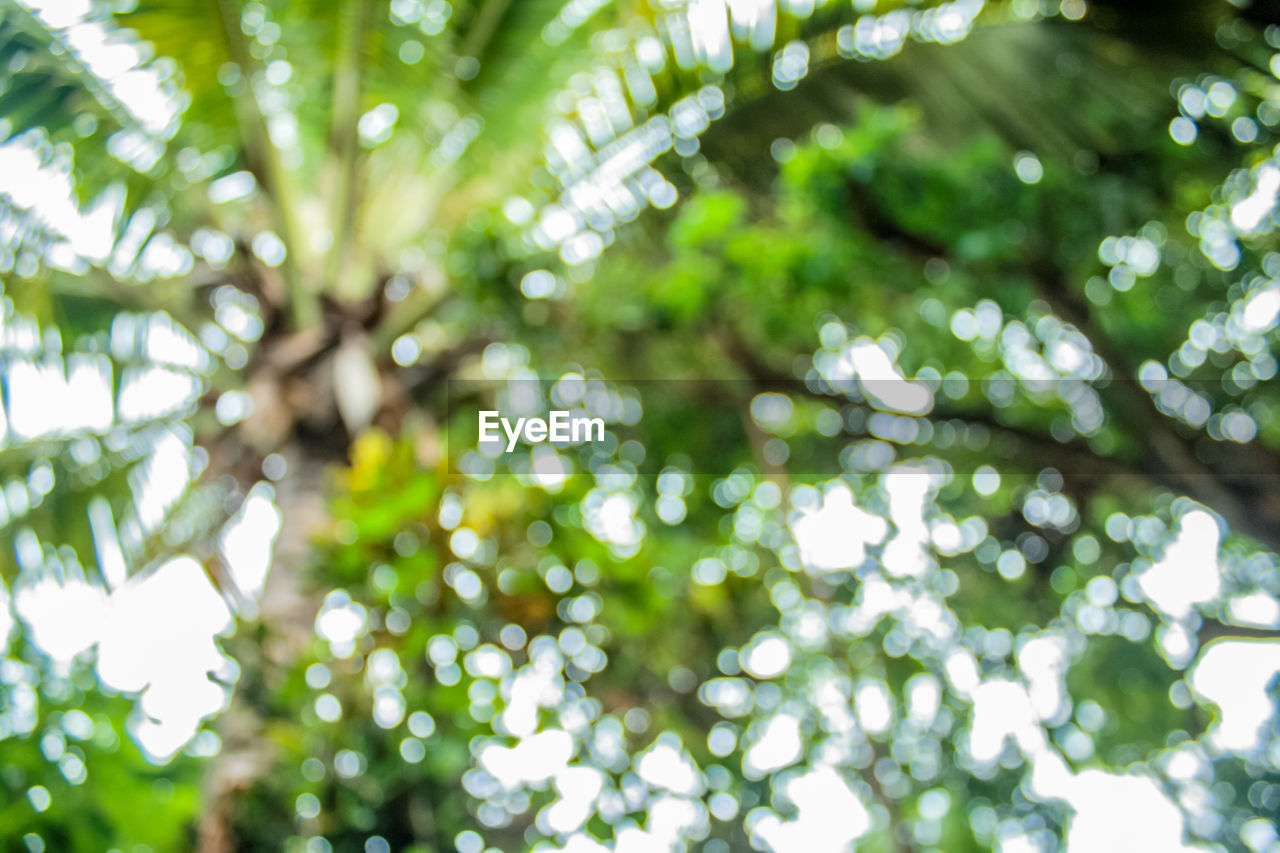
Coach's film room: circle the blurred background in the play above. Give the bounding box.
[3,0,1280,851]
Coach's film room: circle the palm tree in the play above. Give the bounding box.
[2,0,1279,849]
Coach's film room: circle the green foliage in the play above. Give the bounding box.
[2,1,1280,852]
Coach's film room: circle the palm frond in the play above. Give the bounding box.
[0,0,179,209]
[0,299,219,584]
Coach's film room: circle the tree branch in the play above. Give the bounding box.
[710,325,1154,484]
[1198,618,1280,645]
[841,179,1280,552]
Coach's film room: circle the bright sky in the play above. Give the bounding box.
[787,470,1280,853]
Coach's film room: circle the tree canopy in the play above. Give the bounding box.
[2,1,1280,852]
